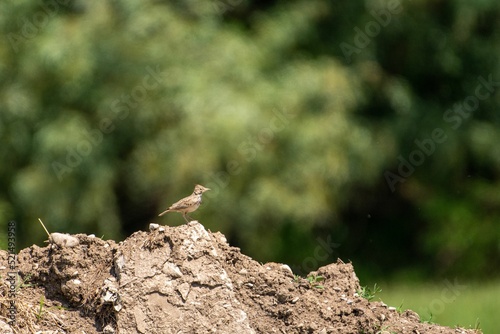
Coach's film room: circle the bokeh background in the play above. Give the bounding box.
[1,0,499,331]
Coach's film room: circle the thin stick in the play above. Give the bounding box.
[37,218,51,238]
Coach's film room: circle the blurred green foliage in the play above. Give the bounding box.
[378,280,500,333]
[0,0,499,281]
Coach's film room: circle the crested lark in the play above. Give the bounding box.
[158,184,211,222]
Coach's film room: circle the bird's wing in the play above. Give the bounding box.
[169,197,191,210]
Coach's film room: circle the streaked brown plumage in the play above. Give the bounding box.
[158,184,210,222]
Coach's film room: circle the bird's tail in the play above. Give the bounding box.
[158,209,170,217]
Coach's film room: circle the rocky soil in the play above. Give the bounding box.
[0,221,480,334]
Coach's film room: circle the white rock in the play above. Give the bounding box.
[50,233,79,248]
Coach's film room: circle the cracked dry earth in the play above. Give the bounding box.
[0,221,480,334]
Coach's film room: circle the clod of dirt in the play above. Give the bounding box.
[50,233,80,248]
[0,222,480,334]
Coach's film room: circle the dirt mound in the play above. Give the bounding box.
[1,222,479,333]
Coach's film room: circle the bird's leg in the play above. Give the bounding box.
[185,213,194,222]
[182,213,190,223]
